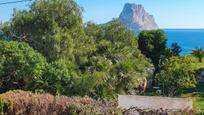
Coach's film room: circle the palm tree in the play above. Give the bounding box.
[191,47,204,63]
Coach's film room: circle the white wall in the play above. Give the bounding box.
[118,95,192,110]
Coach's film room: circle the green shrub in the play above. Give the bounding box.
[156,56,197,96]
[38,59,83,96]
[0,41,47,93]
[0,99,7,115]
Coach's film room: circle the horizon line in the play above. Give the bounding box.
[161,28,204,30]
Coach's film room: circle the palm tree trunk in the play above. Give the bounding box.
[199,57,202,63]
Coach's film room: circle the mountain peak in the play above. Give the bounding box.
[124,3,143,10]
[119,3,159,32]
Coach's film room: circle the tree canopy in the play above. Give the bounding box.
[0,0,153,99]
[38,59,83,96]
[138,30,168,72]
[170,43,182,56]
[191,47,204,63]
[0,41,47,93]
[156,56,197,96]
[82,20,153,98]
[2,0,95,62]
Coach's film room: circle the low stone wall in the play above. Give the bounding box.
[118,95,192,111]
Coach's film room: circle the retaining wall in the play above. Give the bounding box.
[118,95,192,110]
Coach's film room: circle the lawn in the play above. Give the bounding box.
[180,83,204,112]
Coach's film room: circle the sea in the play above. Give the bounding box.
[165,29,204,55]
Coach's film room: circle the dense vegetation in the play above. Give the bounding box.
[0,0,152,99]
[0,90,122,115]
[138,30,182,85]
[191,47,204,63]
[138,30,167,73]
[156,56,197,96]
[0,41,46,93]
[0,0,203,113]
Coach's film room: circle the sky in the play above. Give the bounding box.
[1,0,204,28]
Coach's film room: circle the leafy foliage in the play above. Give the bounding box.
[170,43,182,56]
[0,41,46,93]
[138,30,168,71]
[36,60,83,96]
[2,0,95,62]
[82,20,153,98]
[191,47,204,63]
[138,30,169,86]
[156,56,197,96]
[0,0,153,99]
[162,43,182,61]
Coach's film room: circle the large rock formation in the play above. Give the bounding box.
[119,3,159,32]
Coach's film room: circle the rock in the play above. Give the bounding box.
[119,3,159,32]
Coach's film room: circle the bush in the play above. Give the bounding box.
[0,98,7,115]
[156,56,197,96]
[37,59,83,96]
[0,41,47,93]
[0,90,122,115]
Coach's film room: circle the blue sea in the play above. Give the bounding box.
[165,29,204,55]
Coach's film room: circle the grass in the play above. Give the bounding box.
[146,56,204,111]
[180,83,204,112]
[142,55,204,113]
[194,98,204,111]
[185,56,204,111]
[192,84,204,112]
[180,92,204,111]
[184,56,204,69]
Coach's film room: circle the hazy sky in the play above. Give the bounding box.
[1,0,204,28]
